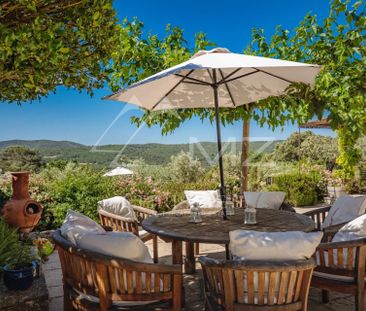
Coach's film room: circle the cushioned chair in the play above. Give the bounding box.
[199,256,316,311]
[53,230,182,311]
[312,237,366,311]
[304,196,366,233]
[98,206,159,263]
[303,206,331,232]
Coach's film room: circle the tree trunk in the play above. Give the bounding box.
[240,117,250,192]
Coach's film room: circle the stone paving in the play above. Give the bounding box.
[43,206,356,310]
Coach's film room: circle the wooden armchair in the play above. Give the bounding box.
[53,230,182,311]
[199,256,316,311]
[98,206,159,263]
[302,206,331,231]
[312,237,366,311]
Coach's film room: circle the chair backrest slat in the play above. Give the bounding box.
[199,258,315,310]
[277,272,289,304]
[99,209,139,236]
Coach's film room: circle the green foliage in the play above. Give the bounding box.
[336,128,361,179]
[273,131,337,165]
[0,145,43,173]
[6,242,36,270]
[110,20,214,92]
[168,151,204,183]
[0,218,20,268]
[247,0,366,174]
[48,165,118,226]
[268,172,326,206]
[0,0,119,102]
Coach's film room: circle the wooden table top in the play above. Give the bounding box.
[142,208,315,244]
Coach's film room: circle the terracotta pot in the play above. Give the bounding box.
[1,172,43,233]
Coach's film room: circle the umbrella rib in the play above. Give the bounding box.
[219,70,259,84]
[206,69,214,83]
[218,69,237,107]
[252,67,294,84]
[174,74,212,86]
[217,68,242,84]
[151,69,194,110]
[182,80,210,86]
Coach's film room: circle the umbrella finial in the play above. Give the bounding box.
[191,47,231,59]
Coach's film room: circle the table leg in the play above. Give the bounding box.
[185,242,196,274]
[225,244,230,259]
[171,240,184,308]
[172,240,183,264]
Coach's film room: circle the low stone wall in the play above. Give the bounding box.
[0,272,49,311]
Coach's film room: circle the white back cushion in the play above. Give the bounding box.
[244,192,286,209]
[76,231,153,263]
[230,230,323,260]
[322,195,366,228]
[98,196,137,220]
[184,190,221,208]
[60,210,105,245]
[332,213,366,242]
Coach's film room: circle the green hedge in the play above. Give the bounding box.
[268,172,326,206]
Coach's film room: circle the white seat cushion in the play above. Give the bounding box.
[184,190,221,208]
[76,231,153,263]
[98,196,137,221]
[322,195,366,228]
[332,213,366,242]
[60,210,105,245]
[229,230,323,260]
[244,192,286,209]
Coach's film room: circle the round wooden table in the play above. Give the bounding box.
[142,208,315,274]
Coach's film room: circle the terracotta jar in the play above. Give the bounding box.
[1,172,43,233]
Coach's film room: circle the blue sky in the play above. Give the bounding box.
[0,0,335,145]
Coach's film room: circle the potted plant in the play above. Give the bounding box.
[3,243,37,290]
[0,218,20,277]
[0,218,37,290]
[325,170,346,199]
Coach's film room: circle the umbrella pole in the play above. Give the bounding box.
[212,70,227,220]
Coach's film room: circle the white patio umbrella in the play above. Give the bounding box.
[104,48,321,219]
[103,166,133,177]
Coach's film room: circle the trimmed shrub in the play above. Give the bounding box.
[268,172,325,206]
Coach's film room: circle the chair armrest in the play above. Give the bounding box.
[132,205,157,216]
[98,208,135,222]
[303,205,331,231]
[172,201,189,211]
[317,237,366,250]
[302,205,331,217]
[132,205,157,224]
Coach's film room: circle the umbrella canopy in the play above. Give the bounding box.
[105,48,321,219]
[103,166,133,177]
[106,48,320,110]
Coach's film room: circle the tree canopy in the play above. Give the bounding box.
[246,0,365,177]
[272,131,338,165]
[0,145,43,172]
[0,0,120,103]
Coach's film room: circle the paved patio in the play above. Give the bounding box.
[44,206,356,310]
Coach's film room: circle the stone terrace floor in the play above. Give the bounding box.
[44,206,356,311]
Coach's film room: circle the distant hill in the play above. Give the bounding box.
[0,139,281,166]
